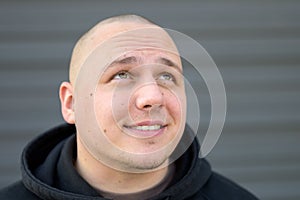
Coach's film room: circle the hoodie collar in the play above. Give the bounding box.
[21,124,211,200]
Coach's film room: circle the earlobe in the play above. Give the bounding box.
[59,82,75,124]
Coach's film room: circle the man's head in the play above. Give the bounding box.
[69,15,158,85]
[59,14,187,172]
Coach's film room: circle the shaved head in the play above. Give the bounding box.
[69,14,158,84]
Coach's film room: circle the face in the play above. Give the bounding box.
[74,23,187,172]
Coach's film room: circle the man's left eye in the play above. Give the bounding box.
[159,73,175,81]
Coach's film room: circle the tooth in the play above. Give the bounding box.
[133,125,161,131]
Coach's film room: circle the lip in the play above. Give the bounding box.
[123,121,167,138]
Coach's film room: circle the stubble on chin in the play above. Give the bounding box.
[113,151,170,172]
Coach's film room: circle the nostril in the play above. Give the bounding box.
[143,104,152,109]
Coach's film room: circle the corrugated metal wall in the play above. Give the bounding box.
[0,1,299,199]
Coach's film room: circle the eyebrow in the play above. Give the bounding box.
[105,56,137,71]
[156,57,182,72]
[112,56,138,65]
[107,56,181,72]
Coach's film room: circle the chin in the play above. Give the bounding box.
[116,151,171,173]
[128,160,169,172]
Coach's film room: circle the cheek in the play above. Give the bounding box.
[93,93,123,144]
[94,88,130,126]
[165,89,186,122]
[94,88,113,125]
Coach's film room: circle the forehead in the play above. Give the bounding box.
[73,22,181,83]
[85,21,179,59]
[106,49,182,72]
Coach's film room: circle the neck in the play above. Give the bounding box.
[75,137,169,195]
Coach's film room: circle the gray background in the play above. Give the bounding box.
[0,1,299,200]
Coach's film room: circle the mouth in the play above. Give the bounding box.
[123,122,167,138]
[130,124,164,131]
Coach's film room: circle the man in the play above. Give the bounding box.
[0,14,259,199]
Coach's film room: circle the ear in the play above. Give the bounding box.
[59,81,75,124]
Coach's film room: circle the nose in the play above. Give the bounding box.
[135,83,164,110]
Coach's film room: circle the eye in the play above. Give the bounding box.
[158,73,175,82]
[113,71,131,80]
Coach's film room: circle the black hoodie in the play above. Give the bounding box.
[0,124,259,200]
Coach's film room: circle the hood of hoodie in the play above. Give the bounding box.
[20,123,212,200]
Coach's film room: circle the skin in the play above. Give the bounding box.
[59,18,187,195]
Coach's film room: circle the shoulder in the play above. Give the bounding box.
[199,172,259,200]
[0,181,41,200]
